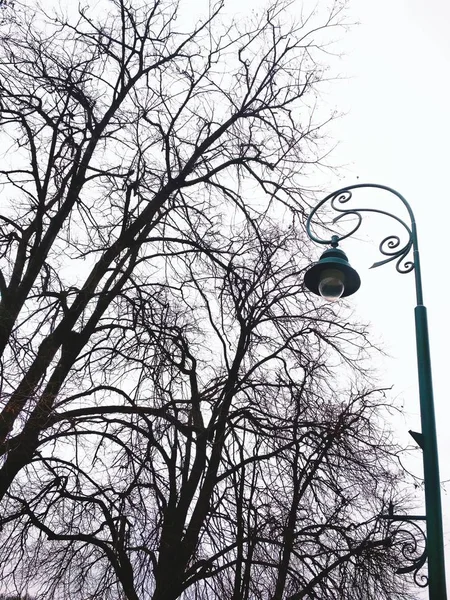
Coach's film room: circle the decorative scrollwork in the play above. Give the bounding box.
[391,520,428,587]
[381,504,428,588]
[306,184,416,275]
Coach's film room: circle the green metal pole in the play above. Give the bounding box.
[411,220,447,599]
[415,305,447,599]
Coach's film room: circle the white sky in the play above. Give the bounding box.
[220,0,450,593]
[328,0,450,595]
[219,0,450,592]
[10,0,449,594]
[82,0,450,592]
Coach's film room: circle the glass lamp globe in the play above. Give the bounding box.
[318,269,345,302]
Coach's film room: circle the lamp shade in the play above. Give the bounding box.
[304,247,361,299]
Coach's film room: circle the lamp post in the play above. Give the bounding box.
[303,183,446,599]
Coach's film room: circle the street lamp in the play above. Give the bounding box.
[304,183,447,599]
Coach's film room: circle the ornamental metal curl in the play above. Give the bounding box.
[306,184,416,276]
[381,504,428,588]
[392,520,428,587]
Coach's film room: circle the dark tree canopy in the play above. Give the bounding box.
[0,0,414,598]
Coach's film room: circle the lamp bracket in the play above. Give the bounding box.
[380,502,428,587]
[306,184,416,275]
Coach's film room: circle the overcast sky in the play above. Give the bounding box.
[220,0,450,591]
[221,0,450,593]
[328,0,450,594]
[145,0,450,591]
[17,0,450,593]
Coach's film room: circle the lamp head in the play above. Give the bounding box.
[304,246,361,301]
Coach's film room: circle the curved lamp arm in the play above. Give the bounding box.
[305,183,424,305]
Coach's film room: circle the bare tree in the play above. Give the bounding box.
[0,1,414,598]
